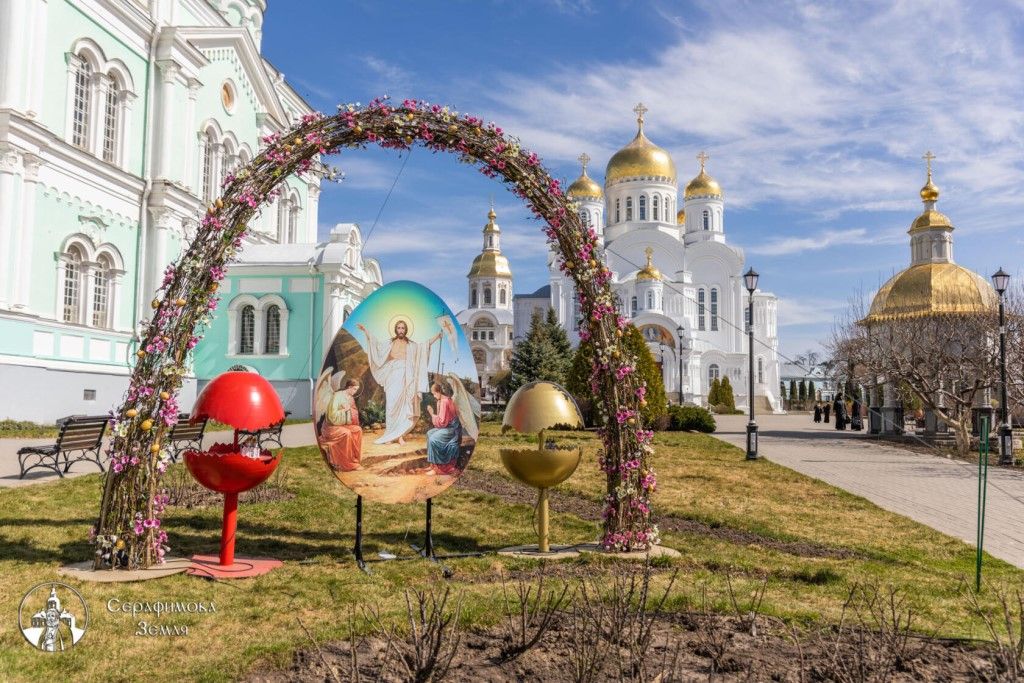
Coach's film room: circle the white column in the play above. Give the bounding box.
[110,269,125,330]
[146,207,174,303]
[0,145,24,308]
[306,182,320,243]
[27,0,47,117]
[0,0,28,111]
[183,80,199,190]
[11,153,42,310]
[154,61,179,180]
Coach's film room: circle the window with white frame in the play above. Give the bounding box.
[631,296,638,316]
[484,287,492,305]
[239,305,255,354]
[697,288,706,330]
[471,288,478,307]
[646,290,654,309]
[200,130,216,203]
[499,287,507,305]
[71,59,92,149]
[639,195,647,220]
[101,82,118,162]
[287,198,299,243]
[702,209,710,230]
[626,197,633,221]
[652,195,659,221]
[710,287,719,331]
[63,245,84,323]
[92,254,112,328]
[229,295,289,356]
[264,305,281,354]
[615,198,620,223]
[757,357,764,384]
[708,363,720,384]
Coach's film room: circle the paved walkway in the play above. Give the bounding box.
[0,423,318,489]
[714,413,1024,569]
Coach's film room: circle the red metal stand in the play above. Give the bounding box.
[220,491,238,566]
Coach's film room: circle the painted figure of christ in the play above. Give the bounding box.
[357,320,441,445]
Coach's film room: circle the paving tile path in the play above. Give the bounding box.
[0,423,318,489]
[713,413,1024,569]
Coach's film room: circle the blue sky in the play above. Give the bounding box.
[260,0,1024,360]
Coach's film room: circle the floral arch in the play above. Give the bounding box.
[93,98,658,568]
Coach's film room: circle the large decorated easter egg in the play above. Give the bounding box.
[313,281,481,504]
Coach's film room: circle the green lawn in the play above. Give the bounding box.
[0,425,1019,681]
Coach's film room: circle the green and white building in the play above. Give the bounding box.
[0,0,380,421]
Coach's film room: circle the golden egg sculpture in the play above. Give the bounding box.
[499,381,584,554]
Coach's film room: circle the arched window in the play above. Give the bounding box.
[572,299,580,331]
[708,364,720,384]
[652,195,659,221]
[646,291,654,309]
[625,197,633,221]
[287,198,300,243]
[92,254,112,328]
[499,288,507,305]
[264,305,281,354]
[200,130,216,203]
[239,305,255,354]
[631,296,638,316]
[71,60,92,149]
[62,245,84,323]
[710,288,719,331]
[579,210,588,227]
[757,357,764,384]
[484,287,492,305]
[639,195,647,220]
[615,198,621,223]
[101,80,119,163]
[697,289,706,331]
[471,288,478,307]
[702,209,710,231]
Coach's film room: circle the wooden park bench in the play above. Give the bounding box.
[167,413,208,462]
[17,415,109,478]
[238,410,291,451]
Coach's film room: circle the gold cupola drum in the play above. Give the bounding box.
[499,381,584,554]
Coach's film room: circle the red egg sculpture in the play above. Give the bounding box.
[183,371,285,578]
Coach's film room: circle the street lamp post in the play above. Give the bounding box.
[676,325,685,405]
[744,268,759,460]
[993,267,1012,465]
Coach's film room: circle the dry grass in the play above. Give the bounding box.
[0,424,1020,681]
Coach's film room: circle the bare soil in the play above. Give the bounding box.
[246,610,996,682]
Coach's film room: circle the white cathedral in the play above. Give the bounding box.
[459,105,783,412]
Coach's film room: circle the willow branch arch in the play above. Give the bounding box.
[93,99,659,569]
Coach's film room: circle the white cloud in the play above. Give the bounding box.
[777,297,847,328]
[749,229,867,256]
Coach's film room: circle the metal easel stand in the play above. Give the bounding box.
[408,498,484,575]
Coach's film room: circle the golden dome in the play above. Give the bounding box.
[604,103,676,186]
[676,208,685,225]
[864,263,997,324]
[567,152,603,199]
[636,246,662,282]
[919,150,940,202]
[684,151,723,199]
[909,209,952,233]
[468,208,512,278]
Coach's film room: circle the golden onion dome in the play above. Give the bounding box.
[636,246,662,282]
[909,209,952,233]
[919,150,940,202]
[604,103,676,186]
[468,208,512,278]
[676,208,686,225]
[864,263,997,324]
[567,152,603,199]
[684,151,723,199]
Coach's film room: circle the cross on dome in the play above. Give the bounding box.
[578,152,591,174]
[633,102,648,128]
[697,150,709,171]
[922,150,935,179]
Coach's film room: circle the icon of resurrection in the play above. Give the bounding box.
[19,582,88,652]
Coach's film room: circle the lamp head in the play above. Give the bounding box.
[992,267,1010,296]
[744,267,759,294]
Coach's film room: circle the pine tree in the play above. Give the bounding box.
[806,380,816,402]
[709,377,721,406]
[789,379,798,400]
[508,310,560,392]
[798,379,807,401]
[720,376,736,411]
